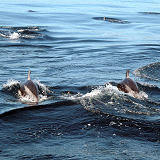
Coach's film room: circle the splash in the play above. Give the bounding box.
[2,79,51,104]
[33,80,51,103]
[62,92,83,101]
[0,26,44,40]
[3,79,20,88]
[62,83,159,120]
[34,80,51,95]
[18,94,37,104]
[62,83,123,106]
[63,83,148,102]
[9,32,20,39]
[80,83,126,110]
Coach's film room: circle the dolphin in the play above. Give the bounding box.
[18,70,39,103]
[117,70,139,97]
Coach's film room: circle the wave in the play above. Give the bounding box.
[0,44,52,48]
[63,82,160,121]
[1,80,160,122]
[0,100,76,118]
[133,62,160,81]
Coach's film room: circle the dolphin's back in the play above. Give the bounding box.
[24,80,38,97]
[18,70,39,103]
[120,78,139,93]
[19,80,38,102]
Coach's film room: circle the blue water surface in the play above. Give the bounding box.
[0,0,160,160]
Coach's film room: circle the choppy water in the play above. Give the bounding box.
[0,0,160,159]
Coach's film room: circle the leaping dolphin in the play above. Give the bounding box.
[117,70,139,97]
[18,70,39,103]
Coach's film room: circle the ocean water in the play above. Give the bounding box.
[0,0,160,159]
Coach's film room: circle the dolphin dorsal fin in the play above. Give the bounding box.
[28,70,31,80]
[126,70,129,78]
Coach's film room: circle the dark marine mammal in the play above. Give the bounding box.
[18,70,38,103]
[92,16,129,24]
[117,70,139,97]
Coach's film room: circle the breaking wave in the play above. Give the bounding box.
[133,62,160,81]
[1,80,160,121]
[62,82,160,121]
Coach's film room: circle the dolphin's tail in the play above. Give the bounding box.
[28,70,31,80]
[126,70,129,78]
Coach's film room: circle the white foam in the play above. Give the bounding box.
[21,34,36,39]
[62,92,83,101]
[3,79,20,88]
[61,85,112,101]
[17,29,24,33]
[34,79,51,94]
[105,83,148,100]
[9,32,20,39]
[82,83,122,99]
[18,93,48,104]
[82,87,102,98]
[19,95,37,104]
[62,83,121,102]
[62,83,148,104]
